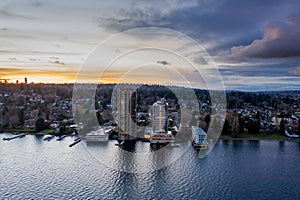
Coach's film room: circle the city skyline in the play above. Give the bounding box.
[0,0,300,90]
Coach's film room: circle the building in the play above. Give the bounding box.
[117,87,137,140]
[191,126,208,149]
[152,98,168,133]
[150,99,174,144]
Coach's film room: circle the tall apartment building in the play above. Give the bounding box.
[152,99,168,133]
[117,87,137,140]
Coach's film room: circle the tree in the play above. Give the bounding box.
[18,108,25,126]
[35,117,45,132]
[255,111,261,133]
[279,118,285,136]
[222,119,231,135]
[298,118,300,135]
[204,113,211,130]
[238,114,244,134]
[231,112,239,138]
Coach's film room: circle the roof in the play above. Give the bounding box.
[192,126,207,136]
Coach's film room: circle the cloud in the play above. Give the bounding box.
[0,66,78,82]
[0,6,31,19]
[289,66,300,75]
[97,0,299,46]
[229,13,300,59]
[157,60,171,65]
[30,1,43,8]
[98,0,199,31]
[48,56,65,65]
[48,60,65,65]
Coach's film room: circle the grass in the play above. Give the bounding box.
[40,129,55,134]
[223,130,300,141]
[2,128,35,133]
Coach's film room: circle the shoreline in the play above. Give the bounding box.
[1,131,299,143]
[219,135,300,142]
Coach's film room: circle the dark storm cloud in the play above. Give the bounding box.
[98,0,299,51]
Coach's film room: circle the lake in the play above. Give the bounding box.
[0,133,299,199]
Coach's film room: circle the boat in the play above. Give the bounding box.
[285,129,299,138]
[150,132,174,144]
[115,140,124,146]
[43,135,54,141]
[141,134,151,142]
[86,128,109,142]
[191,126,208,150]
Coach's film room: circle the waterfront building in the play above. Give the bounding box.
[86,127,109,142]
[150,99,174,144]
[191,126,208,149]
[117,87,137,140]
[152,98,168,133]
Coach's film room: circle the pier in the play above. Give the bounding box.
[69,139,81,147]
[56,135,69,141]
[43,135,55,141]
[3,133,26,141]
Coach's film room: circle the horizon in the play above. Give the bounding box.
[0,0,300,91]
[2,81,300,93]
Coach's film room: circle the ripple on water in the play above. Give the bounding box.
[0,134,299,199]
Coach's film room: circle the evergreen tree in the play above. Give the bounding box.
[204,114,211,130]
[222,119,231,135]
[18,108,25,125]
[231,112,239,138]
[279,118,285,136]
[298,118,300,135]
[255,111,261,133]
[35,117,45,132]
[238,114,244,134]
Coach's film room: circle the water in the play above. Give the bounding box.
[0,133,299,199]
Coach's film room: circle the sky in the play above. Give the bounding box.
[0,0,300,91]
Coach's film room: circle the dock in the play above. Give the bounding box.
[115,140,124,146]
[69,139,81,147]
[56,135,69,141]
[3,133,26,141]
[43,135,55,141]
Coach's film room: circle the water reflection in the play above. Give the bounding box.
[34,135,44,144]
[279,141,285,150]
[232,140,244,147]
[1,133,300,199]
[247,140,260,147]
[119,140,136,152]
[86,141,109,147]
[116,143,136,172]
[222,139,230,146]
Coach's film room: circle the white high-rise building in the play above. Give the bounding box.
[152,99,168,133]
